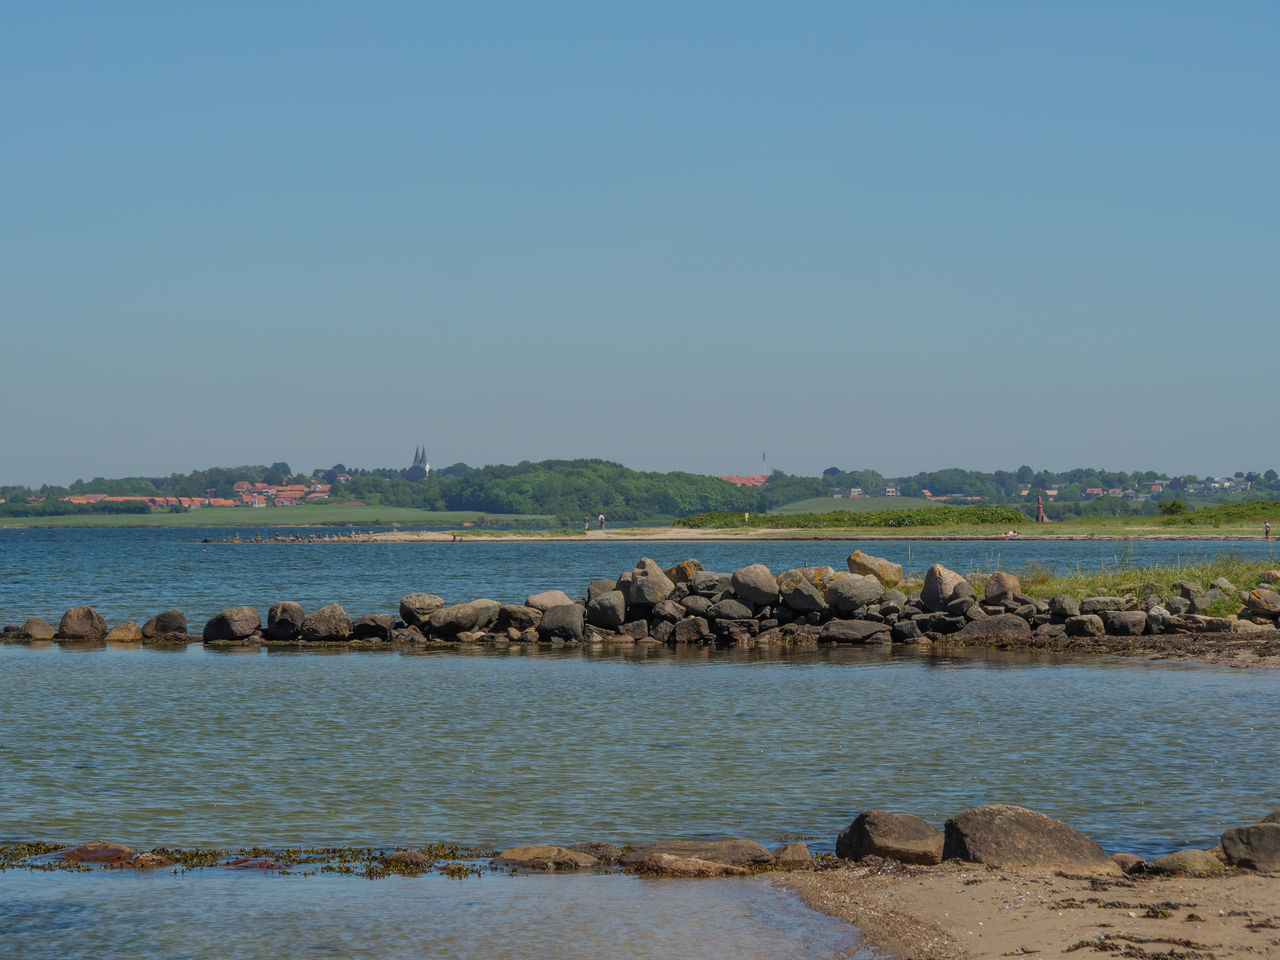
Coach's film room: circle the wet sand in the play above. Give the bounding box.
[780,859,1280,959]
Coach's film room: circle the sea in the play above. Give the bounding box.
[1,528,1278,960]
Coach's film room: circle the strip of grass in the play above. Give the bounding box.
[0,506,556,529]
[965,555,1277,619]
[1162,500,1280,527]
[675,506,1025,530]
[771,496,938,515]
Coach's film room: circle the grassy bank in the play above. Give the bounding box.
[0,506,555,529]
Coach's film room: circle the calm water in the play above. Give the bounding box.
[2,526,1276,625]
[2,530,1278,960]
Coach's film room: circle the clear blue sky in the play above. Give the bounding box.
[4,1,1276,487]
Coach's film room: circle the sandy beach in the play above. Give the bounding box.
[780,859,1280,959]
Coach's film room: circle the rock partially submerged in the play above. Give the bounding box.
[837,810,944,865]
[492,845,600,870]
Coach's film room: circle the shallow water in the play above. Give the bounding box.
[1,644,1273,857]
[0,869,867,960]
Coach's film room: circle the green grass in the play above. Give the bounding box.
[675,506,1026,530]
[965,555,1277,619]
[1162,500,1280,527]
[0,505,556,529]
[772,495,938,514]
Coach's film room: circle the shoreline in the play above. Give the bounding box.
[780,860,1280,960]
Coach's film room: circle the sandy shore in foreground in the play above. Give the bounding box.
[780,860,1280,959]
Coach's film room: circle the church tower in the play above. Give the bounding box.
[407,445,430,481]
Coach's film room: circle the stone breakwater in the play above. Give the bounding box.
[16,804,1280,880]
[5,550,1280,651]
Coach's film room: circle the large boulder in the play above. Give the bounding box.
[586,591,627,628]
[943,804,1116,872]
[399,593,444,628]
[265,601,305,641]
[1220,822,1280,872]
[1149,849,1226,877]
[801,566,843,598]
[953,614,1032,641]
[526,590,575,612]
[1101,610,1147,636]
[1049,594,1081,619]
[58,606,108,640]
[15,617,56,640]
[301,604,353,641]
[141,609,187,638]
[351,614,395,641]
[629,558,675,605]
[1080,596,1126,614]
[491,845,599,870]
[689,571,732,597]
[828,574,883,613]
[429,602,482,636]
[984,572,1021,604]
[1241,589,1280,618]
[537,604,585,642]
[847,551,903,587]
[731,564,778,606]
[1065,614,1105,637]
[922,565,966,612]
[837,810,944,865]
[203,606,262,642]
[776,569,826,613]
[821,619,891,643]
[471,598,501,630]
[105,621,143,642]
[672,617,710,643]
[707,598,754,621]
[587,578,621,601]
[617,839,774,869]
[55,841,134,864]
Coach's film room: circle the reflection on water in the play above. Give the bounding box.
[0,870,869,960]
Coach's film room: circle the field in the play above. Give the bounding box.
[0,505,555,529]
[771,496,937,514]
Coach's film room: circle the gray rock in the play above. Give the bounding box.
[672,617,710,643]
[829,574,884,613]
[821,619,892,643]
[399,593,444,628]
[1211,577,1236,594]
[652,600,685,623]
[1065,614,1105,637]
[586,591,627,628]
[301,603,352,642]
[651,620,674,644]
[663,559,704,584]
[678,595,712,617]
[1220,822,1280,872]
[772,842,813,866]
[629,558,675,606]
[537,604,584,642]
[1101,610,1147,636]
[732,564,779,606]
[953,613,1032,641]
[526,589,574,612]
[352,614,394,641]
[922,564,966,612]
[58,606,108,641]
[690,571,732,596]
[776,569,826,613]
[265,601,305,641]
[1173,580,1205,599]
[203,606,262,642]
[105,621,143,642]
[943,804,1116,872]
[708,598,754,621]
[1242,588,1280,618]
[1049,594,1080,619]
[1165,596,1192,614]
[892,620,922,642]
[568,842,621,863]
[947,596,977,616]
[141,609,186,638]
[587,579,620,602]
[837,810,944,865]
[429,602,482,636]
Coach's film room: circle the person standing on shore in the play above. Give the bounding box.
[1266,521,1271,541]
[598,513,606,530]
[584,514,590,532]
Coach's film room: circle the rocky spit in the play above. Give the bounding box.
[10,804,1278,880]
[5,551,1280,656]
